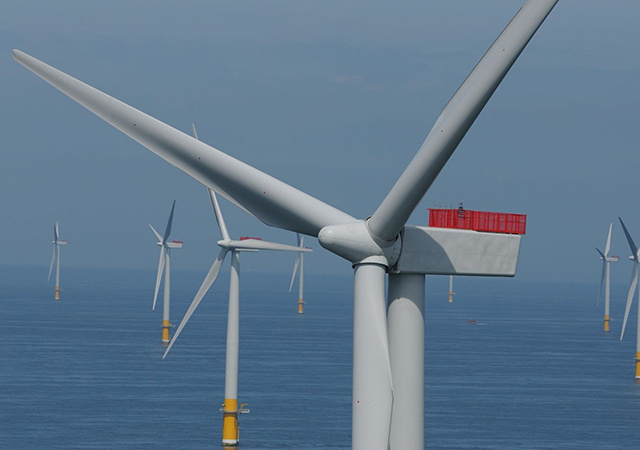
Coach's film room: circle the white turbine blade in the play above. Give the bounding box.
[152,246,165,311]
[352,264,393,449]
[289,234,304,292]
[191,123,198,140]
[53,223,58,244]
[604,223,613,256]
[163,248,229,358]
[47,245,56,281]
[163,200,176,243]
[289,254,301,293]
[367,0,559,242]
[597,257,606,307]
[619,218,638,261]
[208,189,230,242]
[13,49,355,237]
[149,224,162,242]
[228,239,313,252]
[620,264,638,341]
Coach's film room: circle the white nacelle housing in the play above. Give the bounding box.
[392,226,521,276]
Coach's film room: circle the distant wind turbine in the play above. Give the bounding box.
[162,125,313,446]
[15,1,558,446]
[596,223,618,332]
[48,222,67,300]
[289,233,308,314]
[618,218,640,380]
[150,201,183,344]
[448,275,454,303]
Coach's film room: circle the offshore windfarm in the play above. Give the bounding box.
[2,0,640,448]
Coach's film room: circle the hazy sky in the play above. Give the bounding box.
[1,1,639,284]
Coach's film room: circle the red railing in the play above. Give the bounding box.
[428,208,526,235]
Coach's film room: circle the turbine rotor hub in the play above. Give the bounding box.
[318,220,401,266]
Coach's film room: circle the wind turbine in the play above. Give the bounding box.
[150,200,183,344]
[618,218,640,380]
[48,222,67,300]
[289,233,308,314]
[15,1,559,446]
[448,275,454,303]
[163,187,312,446]
[596,223,618,332]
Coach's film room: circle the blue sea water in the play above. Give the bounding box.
[1,266,639,449]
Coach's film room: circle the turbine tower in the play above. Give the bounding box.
[150,201,183,344]
[618,218,640,380]
[448,275,454,303]
[48,222,67,300]
[289,233,307,314]
[596,223,618,332]
[163,187,312,446]
[15,1,559,446]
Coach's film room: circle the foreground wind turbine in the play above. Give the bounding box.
[618,218,640,380]
[150,201,183,344]
[596,223,618,332]
[15,1,558,446]
[47,222,67,300]
[164,186,312,446]
[289,233,308,314]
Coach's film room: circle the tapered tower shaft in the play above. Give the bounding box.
[222,251,241,446]
[297,252,305,314]
[162,249,171,344]
[604,262,611,332]
[54,245,61,300]
[388,274,425,449]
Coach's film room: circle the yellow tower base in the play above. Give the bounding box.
[298,298,304,314]
[448,291,453,303]
[603,315,610,333]
[54,286,60,300]
[635,352,640,381]
[162,320,170,344]
[222,398,239,446]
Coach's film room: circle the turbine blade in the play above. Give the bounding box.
[163,248,229,358]
[208,189,230,242]
[13,49,355,237]
[352,264,393,448]
[620,264,638,341]
[163,200,176,243]
[619,218,638,261]
[604,223,613,256]
[53,224,58,244]
[597,259,605,307]
[191,123,198,140]
[228,239,313,252]
[152,246,165,310]
[47,245,56,281]
[149,224,162,242]
[289,254,301,293]
[368,0,559,242]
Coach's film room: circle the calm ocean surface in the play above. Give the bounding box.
[1,266,639,449]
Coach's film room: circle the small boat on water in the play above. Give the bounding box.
[468,319,477,325]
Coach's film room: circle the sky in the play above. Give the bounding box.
[1,0,639,284]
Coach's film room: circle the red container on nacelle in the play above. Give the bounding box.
[428,207,526,235]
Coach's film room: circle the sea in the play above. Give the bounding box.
[1,266,639,449]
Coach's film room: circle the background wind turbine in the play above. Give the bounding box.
[448,275,454,303]
[596,223,618,332]
[618,218,640,380]
[150,201,183,344]
[164,187,312,446]
[48,222,67,300]
[289,233,308,314]
[15,1,558,447]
